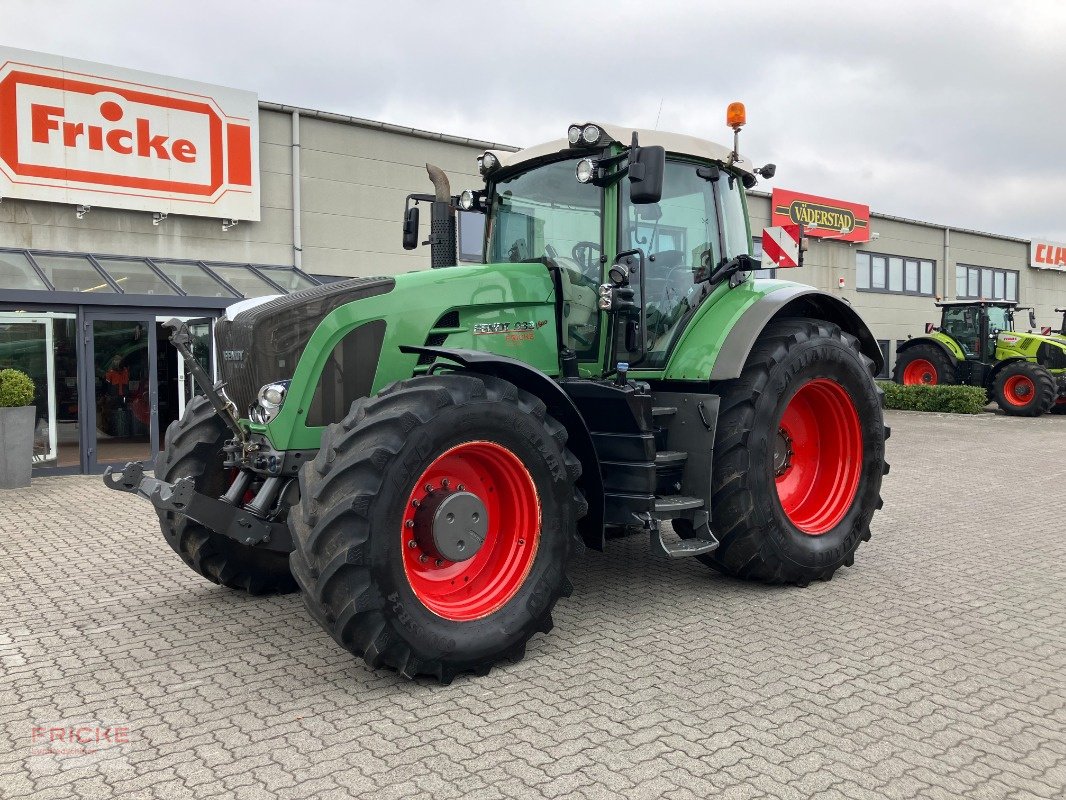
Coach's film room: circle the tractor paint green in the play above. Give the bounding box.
[105,116,888,683]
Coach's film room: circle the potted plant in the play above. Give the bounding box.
[0,368,36,489]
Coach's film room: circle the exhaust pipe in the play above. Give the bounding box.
[425,163,457,269]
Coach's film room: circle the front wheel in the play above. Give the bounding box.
[992,362,1056,416]
[680,318,888,584]
[289,373,585,683]
[892,343,957,386]
[156,391,297,594]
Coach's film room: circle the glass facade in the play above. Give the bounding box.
[207,265,281,298]
[94,258,178,296]
[154,261,235,297]
[34,255,115,293]
[0,252,48,291]
[0,247,318,474]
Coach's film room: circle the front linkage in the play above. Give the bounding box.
[103,461,292,551]
[103,319,294,552]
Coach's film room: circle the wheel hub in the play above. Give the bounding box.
[774,428,794,477]
[413,488,488,562]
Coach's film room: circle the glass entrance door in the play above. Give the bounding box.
[84,313,158,472]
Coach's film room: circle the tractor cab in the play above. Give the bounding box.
[404,112,796,380]
[936,300,1029,363]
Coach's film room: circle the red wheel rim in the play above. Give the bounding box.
[401,441,540,621]
[902,358,937,385]
[774,379,863,536]
[1002,375,1036,407]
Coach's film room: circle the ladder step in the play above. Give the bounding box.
[652,406,677,417]
[654,450,687,466]
[650,524,719,559]
[653,495,704,517]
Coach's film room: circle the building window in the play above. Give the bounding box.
[856,252,935,296]
[750,237,776,279]
[956,264,1018,301]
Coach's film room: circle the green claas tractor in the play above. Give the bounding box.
[893,300,1066,416]
[105,109,889,683]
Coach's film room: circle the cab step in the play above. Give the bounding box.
[654,450,687,466]
[648,516,719,559]
[653,495,704,517]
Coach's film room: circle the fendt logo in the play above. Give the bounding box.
[0,47,260,220]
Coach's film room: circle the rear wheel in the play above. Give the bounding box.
[289,373,585,683]
[679,318,888,585]
[992,362,1056,416]
[156,392,297,594]
[892,343,957,386]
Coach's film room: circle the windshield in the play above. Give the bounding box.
[487,158,603,359]
[488,158,603,272]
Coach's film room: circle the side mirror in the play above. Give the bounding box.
[628,145,665,204]
[1029,309,1038,329]
[402,205,420,250]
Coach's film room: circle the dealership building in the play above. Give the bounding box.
[3,46,1066,476]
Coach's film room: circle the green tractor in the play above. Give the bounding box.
[893,300,1066,415]
[106,110,889,683]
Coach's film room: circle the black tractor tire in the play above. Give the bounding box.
[992,362,1056,416]
[892,343,957,386]
[677,317,888,585]
[289,373,586,684]
[156,391,297,594]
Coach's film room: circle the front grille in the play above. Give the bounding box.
[215,276,394,412]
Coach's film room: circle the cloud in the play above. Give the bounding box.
[4,0,1065,238]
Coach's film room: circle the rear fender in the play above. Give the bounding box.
[400,346,605,550]
[665,283,884,382]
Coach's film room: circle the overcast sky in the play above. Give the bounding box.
[6,1,1065,240]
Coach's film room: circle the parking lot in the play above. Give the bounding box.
[1,408,1064,800]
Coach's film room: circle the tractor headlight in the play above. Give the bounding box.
[567,125,583,145]
[478,152,499,176]
[459,190,475,211]
[581,124,602,145]
[575,158,595,184]
[250,381,290,424]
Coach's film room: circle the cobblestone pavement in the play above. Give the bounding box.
[1,409,1064,800]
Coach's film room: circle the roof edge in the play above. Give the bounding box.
[746,189,1031,245]
[258,101,519,153]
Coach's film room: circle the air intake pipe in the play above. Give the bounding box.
[425,163,458,268]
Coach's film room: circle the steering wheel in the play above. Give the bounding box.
[571,241,602,279]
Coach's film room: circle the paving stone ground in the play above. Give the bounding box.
[1,409,1064,800]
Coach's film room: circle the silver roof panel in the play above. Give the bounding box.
[486,122,755,178]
